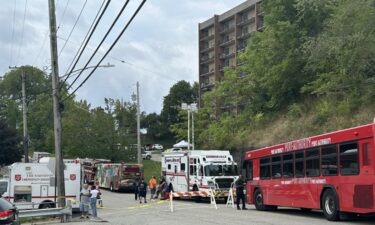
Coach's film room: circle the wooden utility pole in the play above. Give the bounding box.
[21,69,29,162]
[136,81,142,164]
[48,0,65,207]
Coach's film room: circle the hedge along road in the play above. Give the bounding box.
[25,189,375,225]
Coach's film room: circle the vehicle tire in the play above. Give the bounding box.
[40,202,54,209]
[192,185,201,203]
[322,189,340,221]
[253,189,266,211]
[110,183,114,192]
[146,155,151,160]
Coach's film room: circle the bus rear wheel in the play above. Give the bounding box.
[322,189,340,221]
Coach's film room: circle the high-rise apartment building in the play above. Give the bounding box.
[198,0,264,110]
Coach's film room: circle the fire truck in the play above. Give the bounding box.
[161,150,239,195]
[95,163,143,192]
[2,158,81,210]
[82,159,110,185]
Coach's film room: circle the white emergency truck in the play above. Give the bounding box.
[2,158,81,210]
[161,150,239,195]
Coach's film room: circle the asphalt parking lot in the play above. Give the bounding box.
[25,190,375,225]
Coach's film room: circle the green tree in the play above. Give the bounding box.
[0,119,22,165]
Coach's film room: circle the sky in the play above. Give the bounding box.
[0,0,245,114]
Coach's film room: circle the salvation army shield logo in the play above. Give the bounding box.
[70,174,76,181]
[15,174,21,181]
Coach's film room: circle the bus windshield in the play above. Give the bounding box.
[204,164,238,176]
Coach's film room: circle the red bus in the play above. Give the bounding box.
[244,122,375,221]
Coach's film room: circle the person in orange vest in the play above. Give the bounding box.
[149,176,157,201]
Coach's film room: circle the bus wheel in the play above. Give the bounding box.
[322,189,340,221]
[253,189,266,211]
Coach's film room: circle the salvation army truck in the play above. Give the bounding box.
[2,158,81,210]
[161,150,239,195]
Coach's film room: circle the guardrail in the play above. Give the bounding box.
[17,200,73,223]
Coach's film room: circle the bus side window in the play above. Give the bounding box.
[295,151,305,178]
[321,145,338,176]
[282,153,294,178]
[260,157,271,180]
[340,142,359,175]
[362,143,371,166]
[272,156,282,179]
[306,148,320,177]
[244,160,253,180]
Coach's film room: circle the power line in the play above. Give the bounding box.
[9,0,18,66]
[66,0,147,100]
[60,0,109,88]
[58,0,88,57]
[66,0,130,91]
[16,0,28,65]
[57,0,71,31]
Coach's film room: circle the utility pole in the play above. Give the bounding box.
[192,110,194,151]
[187,109,190,150]
[48,0,65,207]
[21,69,29,162]
[136,82,142,164]
[9,66,29,162]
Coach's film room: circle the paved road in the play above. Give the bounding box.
[25,190,375,225]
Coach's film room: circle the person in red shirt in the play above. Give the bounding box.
[149,176,157,201]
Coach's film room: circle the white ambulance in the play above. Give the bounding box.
[161,150,239,194]
[2,158,81,210]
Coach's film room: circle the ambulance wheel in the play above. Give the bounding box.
[322,189,340,221]
[110,183,114,192]
[40,202,54,209]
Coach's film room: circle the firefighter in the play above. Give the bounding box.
[235,175,247,210]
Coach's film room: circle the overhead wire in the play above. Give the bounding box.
[65,0,131,91]
[65,0,147,100]
[16,0,28,65]
[9,0,17,67]
[58,0,88,57]
[60,0,109,88]
[57,0,71,31]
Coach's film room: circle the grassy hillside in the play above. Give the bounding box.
[143,160,161,182]
[244,99,375,149]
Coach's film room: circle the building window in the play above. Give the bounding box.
[321,145,338,176]
[340,142,359,175]
[306,148,320,177]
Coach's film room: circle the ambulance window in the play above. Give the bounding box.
[174,165,178,173]
[200,166,204,176]
[194,158,197,164]
[189,166,197,175]
[14,186,32,202]
[181,163,186,171]
[167,164,171,170]
[0,181,8,195]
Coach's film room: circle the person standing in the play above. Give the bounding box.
[90,186,99,220]
[133,178,139,201]
[80,183,91,219]
[155,176,166,199]
[235,175,247,210]
[138,178,147,204]
[149,176,157,200]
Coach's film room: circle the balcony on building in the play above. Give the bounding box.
[201,82,214,91]
[219,52,235,60]
[237,15,255,27]
[200,68,215,77]
[219,25,235,34]
[219,37,235,47]
[200,55,215,64]
[200,33,215,41]
[200,45,214,53]
[237,31,251,40]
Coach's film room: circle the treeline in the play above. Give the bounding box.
[0,66,197,164]
[194,0,375,150]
